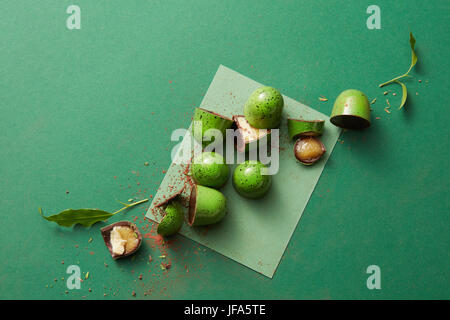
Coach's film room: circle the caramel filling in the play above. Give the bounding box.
[295,137,324,161]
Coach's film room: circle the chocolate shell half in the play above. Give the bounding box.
[188,184,227,227]
[287,118,324,140]
[192,108,234,148]
[233,115,271,153]
[100,221,142,259]
[330,89,371,129]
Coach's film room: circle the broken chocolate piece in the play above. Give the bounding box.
[100,221,142,259]
[287,118,324,140]
[233,115,271,153]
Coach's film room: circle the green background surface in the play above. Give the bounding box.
[0,0,449,299]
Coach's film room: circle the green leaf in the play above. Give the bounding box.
[395,80,408,109]
[379,32,418,88]
[39,198,148,228]
[409,32,417,70]
[39,207,114,227]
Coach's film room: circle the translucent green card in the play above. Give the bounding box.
[146,65,341,278]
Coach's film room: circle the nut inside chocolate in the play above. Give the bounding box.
[101,221,142,259]
[110,225,139,255]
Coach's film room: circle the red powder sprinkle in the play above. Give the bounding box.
[89,251,95,255]
[169,80,172,84]
[144,233,164,246]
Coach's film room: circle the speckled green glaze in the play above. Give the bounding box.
[188,185,227,226]
[287,119,324,140]
[192,108,234,148]
[244,86,284,129]
[232,161,272,199]
[157,200,184,236]
[330,89,371,129]
[191,152,229,188]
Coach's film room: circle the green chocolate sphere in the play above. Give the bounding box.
[232,160,272,199]
[191,152,229,188]
[244,86,284,129]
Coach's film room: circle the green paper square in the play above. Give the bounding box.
[146,65,341,278]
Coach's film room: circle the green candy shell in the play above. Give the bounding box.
[157,201,184,236]
[188,185,227,227]
[192,108,234,148]
[244,86,284,129]
[287,118,324,140]
[232,160,272,199]
[330,89,371,129]
[191,152,229,189]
